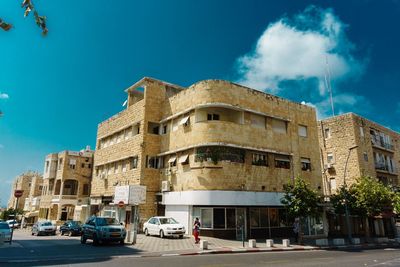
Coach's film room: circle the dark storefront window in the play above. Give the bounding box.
[226,209,236,229]
[213,208,226,229]
[269,208,279,227]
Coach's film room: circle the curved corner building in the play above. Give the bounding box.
[91,77,322,239]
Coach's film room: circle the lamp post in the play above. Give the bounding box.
[343,145,358,244]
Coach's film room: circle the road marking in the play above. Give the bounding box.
[161,253,180,257]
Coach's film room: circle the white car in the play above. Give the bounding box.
[0,222,12,242]
[6,220,19,229]
[143,216,185,238]
[31,221,57,236]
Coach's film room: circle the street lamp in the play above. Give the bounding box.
[343,145,358,244]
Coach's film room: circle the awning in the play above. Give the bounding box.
[168,157,177,163]
[25,211,39,218]
[178,154,189,163]
[180,116,190,125]
[275,156,290,162]
[301,158,311,163]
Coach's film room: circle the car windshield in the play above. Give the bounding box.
[69,221,80,226]
[0,223,10,229]
[41,222,52,226]
[96,218,120,226]
[159,218,178,224]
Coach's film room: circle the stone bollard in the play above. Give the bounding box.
[200,240,208,250]
[266,239,274,247]
[351,238,360,245]
[248,239,256,248]
[282,239,290,247]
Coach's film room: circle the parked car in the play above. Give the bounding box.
[0,222,12,242]
[143,216,185,238]
[81,216,126,246]
[60,221,82,236]
[31,221,57,236]
[6,220,19,229]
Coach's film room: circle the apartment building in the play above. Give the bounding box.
[91,77,323,239]
[318,113,399,237]
[22,175,43,224]
[8,171,42,211]
[38,147,94,223]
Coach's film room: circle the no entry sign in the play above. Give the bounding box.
[14,190,24,198]
[118,201,125,208]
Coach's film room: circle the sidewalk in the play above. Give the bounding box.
[129,234,400,257]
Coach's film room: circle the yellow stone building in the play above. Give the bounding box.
[8,171,42,212]
[38,147,94,223]
[91,77,324,239]
[318,113,399,238]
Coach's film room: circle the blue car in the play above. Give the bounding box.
[60,220,82,236]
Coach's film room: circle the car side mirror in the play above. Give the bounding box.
[120,223,123,225]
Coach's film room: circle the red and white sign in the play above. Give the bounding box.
[14,190,24,198]
[118,201,125,208]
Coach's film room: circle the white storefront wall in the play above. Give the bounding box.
[163,191,284,235]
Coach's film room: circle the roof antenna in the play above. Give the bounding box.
[324,56,335,116]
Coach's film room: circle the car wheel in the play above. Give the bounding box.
[119,239,124,245]
[68,231,73,237]
[60,231,64,236]
[31,232,34,236]
[37,231,41,236]
[179,235,184,239]
[80,234,86,244]
[144,228,149,236]
[93,234,99,246]
[160,230,165,238]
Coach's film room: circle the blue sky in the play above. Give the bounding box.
[0,0,399,206]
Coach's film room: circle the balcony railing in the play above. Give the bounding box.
[375,162,397,173]
[371,135,394,150]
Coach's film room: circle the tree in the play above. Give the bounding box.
[330,186,363,216]
[1,208,24,221]
[1,0,48,35]
[281,177,322,242]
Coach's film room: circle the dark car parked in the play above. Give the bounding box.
[60,220,82,236]
[81,216,126,246]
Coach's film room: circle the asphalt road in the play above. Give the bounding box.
[2,230,400,267]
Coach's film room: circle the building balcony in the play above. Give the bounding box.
[371,136,394,152]
[51,195,79,205]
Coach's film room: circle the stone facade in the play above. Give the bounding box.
[318,113,400,195]
[91,77,323,239]
[7,171,42,211]
[38,147,94,223]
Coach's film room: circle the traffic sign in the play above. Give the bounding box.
[14,190,24,198]
[118,201,125,208]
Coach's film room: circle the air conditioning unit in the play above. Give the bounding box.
[324,163,334,170]
[161,181,170,192]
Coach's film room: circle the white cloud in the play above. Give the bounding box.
[0,92,9,99]
[235,5,367,119]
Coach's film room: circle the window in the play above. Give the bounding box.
[168,156,177,167]
[324,128,331,139]
[147,156,161,169]
[363,152,368,162]
[178,154,189,165]
[327,152,334,164]
[69,159,76,169]
[130,157,138,169]
[252,153,267,166]
[272,119,287,134]
[195,146,245,163]
[180,116,190,127]
[88,164,91,168]
[330,178,336,192]
[250,114,265,128]
[124,127,131,140]
[107,164,112,175]
[113,162,118,174]
[250,208,268,228]
[81,163,85,168]
[213,208,225,229]
[122,161,127,172]
[268,208,279,227]
[301,158,311,171]
[148,122,160,135]
[132,123,140,136]
[83,184,89,195]
[58,158,63,170]
[45,161,49,172]
[207,113,220,121]
[201,208,212,228]
[226,208,236,229]
[298,125,308,137]
[161,124,168,134]
[274,155,291,169]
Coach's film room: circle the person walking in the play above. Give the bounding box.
[193,217,201,244]
[293,218,300,243]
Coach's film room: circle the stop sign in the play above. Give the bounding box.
[118,201,125,208]
[14,190,24,198]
